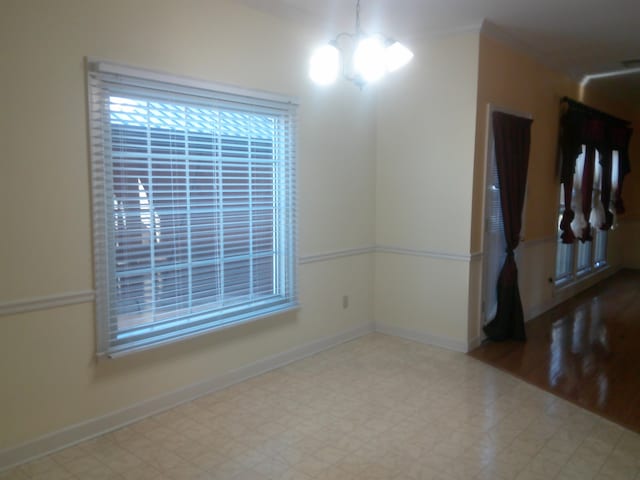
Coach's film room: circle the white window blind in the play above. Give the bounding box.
[483,135,506,324]
[88,62,298,357]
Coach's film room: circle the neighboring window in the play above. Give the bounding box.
[88,62,298,356]
[555,147,617,287]
[483,132,506,324]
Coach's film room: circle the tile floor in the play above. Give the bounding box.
[2,333,640,479]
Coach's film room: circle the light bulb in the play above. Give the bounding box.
[353,37,386,83]
[309,44,340,85]
[385,41,413,72]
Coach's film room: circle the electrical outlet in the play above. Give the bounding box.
[342,295,349,309]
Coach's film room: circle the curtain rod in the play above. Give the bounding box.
[561,96,630,126]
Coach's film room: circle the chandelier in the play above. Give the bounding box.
[309,0,414,88]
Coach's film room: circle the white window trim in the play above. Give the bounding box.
[90,59,299,107]
[87,60,299,358]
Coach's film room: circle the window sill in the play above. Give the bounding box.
[553,264,611,296]
[101,302,300,359]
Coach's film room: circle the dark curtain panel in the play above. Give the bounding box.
[599,150,614,230]
[559,99,633,239]
[483,111,533,342]
[580,146,596,241]
[611,126,633,214]
[558,110,582,243]
[559,164,576,243]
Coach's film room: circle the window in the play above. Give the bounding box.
[482,161,507,324]
[483,129,507,324]
[555,147,617,287]
[88,62,298,356]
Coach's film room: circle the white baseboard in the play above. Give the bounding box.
[374,322,469,353]
[524,264,621,322]
[0,322,374,471]
[467,335,484,351]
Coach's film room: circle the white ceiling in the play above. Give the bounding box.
[241,0,640,110]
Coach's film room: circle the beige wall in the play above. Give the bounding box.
[620,114,640,268]
[470,33,579,339]
[470,33,635,342]
[0,0,376,451]
[2,0,637,458]
[622,114,640,267]
[472,34,579,252]
[374,32,480,345]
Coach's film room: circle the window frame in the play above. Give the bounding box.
[87,60,299,357]
[554,146,615,289]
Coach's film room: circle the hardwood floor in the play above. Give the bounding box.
[470,269,640,434]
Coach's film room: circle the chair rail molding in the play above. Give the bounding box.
[0,291,96,317]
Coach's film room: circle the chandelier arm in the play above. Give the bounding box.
[333,32,356,44]
[308,0,413,88]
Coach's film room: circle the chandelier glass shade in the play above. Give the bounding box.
[309,0,413,88]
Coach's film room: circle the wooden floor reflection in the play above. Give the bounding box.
[469,269,640,433]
